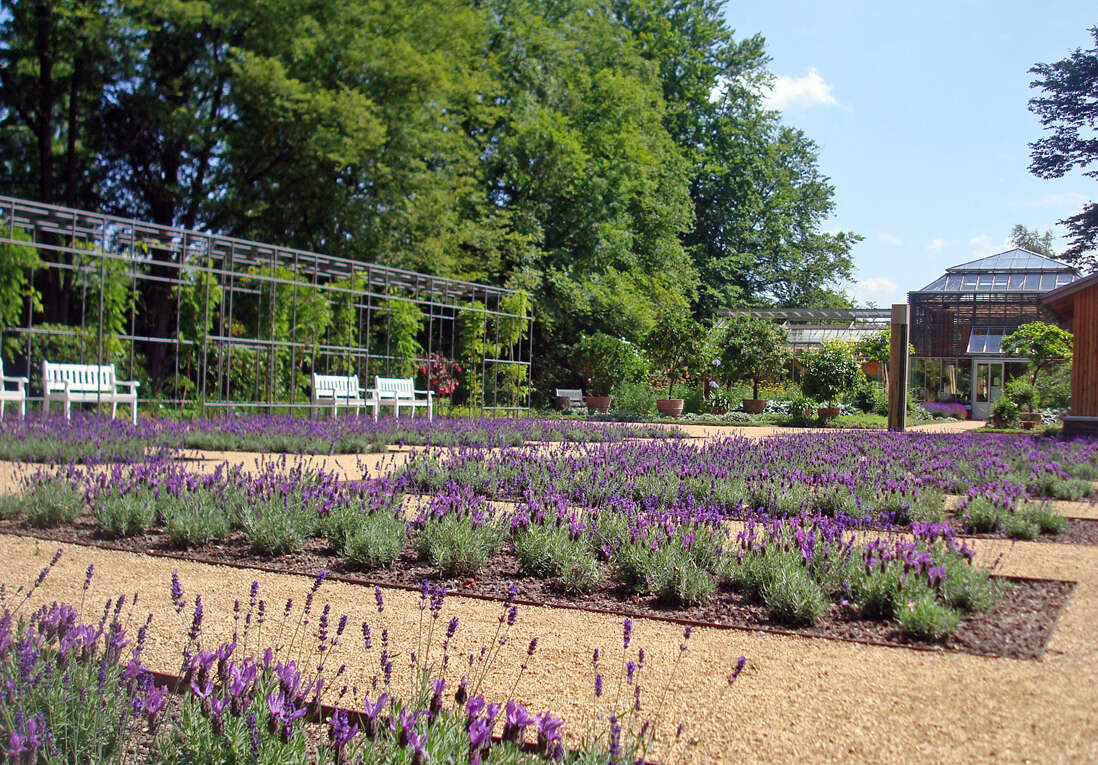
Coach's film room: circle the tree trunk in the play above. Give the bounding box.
[34,0,55,203]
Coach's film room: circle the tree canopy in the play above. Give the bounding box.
[1028,26,1098,272]
[1,0,859,393]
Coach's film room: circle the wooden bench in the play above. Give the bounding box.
[42,361,140,424]
[554,388,585,412]
[311,373,383,420]
[0,359,28,420]
[375,376,433,420]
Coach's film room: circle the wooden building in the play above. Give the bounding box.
[1043,272,1098,437]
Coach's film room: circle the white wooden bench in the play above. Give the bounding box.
[311,373,384,420]
[42,361,140,424]
[0,359,28,420]
[375,376,433,420]
[554,388,585,412]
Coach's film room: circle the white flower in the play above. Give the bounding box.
[711,358,721,367]
[708,380,719,389]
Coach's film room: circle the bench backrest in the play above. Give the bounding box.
[375,376,416,400]
[554,388,585,408]
[313,374,360,400]
[43,362,116,393]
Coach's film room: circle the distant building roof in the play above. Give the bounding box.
[914,248,1078,294]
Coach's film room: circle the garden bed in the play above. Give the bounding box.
[0,522,1073,661]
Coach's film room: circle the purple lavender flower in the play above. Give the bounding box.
[502,699,535,744]
[623,618,632,649]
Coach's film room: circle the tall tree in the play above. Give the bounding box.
[1010,224,1057,258]
[1028,26,1098,272]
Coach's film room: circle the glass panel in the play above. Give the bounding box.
[977,275,992,289]
[1023,274,1040,289]
[976,363,990,403]
[963,276,979,290]
[992,275,1008,290]
[946,276,962,290]
[1008,274,1026,289]
[957,361,972,404]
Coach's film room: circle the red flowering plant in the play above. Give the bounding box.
[417,354,461,398]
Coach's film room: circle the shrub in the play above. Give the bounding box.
[514,523,574,578]
[572,333,649,396]
[610,382,657,415]
[799,341,862,408]
[786,390,817,421]
[239,498,313,555]
[161,490,234,547]
[658,560,716,607]
[414,514,505,576]
[937,552,998,612]
[896,593,961,641]
[717,314,791,401]
[1004,378,1037,412]
[852,381,889,416]
[342,512,407,568]
[92,491,156,538]
[558,556,604,594]
[0,493,20,519]
[1026,502,1069,534]
[990,397,1019,426]
[758,566,827,626]
[24,481,84,527]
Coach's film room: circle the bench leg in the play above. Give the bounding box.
[131,399,138,426]
[428,401,433,422]
[111,401,118,419]
[19,397,24,420]
[43,397,49,420]
[0,401,5,420]
[63,398,71,421]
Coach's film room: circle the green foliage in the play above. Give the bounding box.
[643,309,704,399]
[92,490,156,538]
[1010,224,1057,257]
[852,380,889,416]
[380,298,424,379]
[0,493,19,520]
[896,593,961,642]
[1028,28,1098,269]
[1000,322,1073,388]
[414,514,504,577]
[990,397,1020,426]
[612,381,657,415]
[799,341,862,407]
[0,224,42,331]
[342,513,408,569]
[514,523,601,592]
[1037,361,1071,409]
[457,301,486,406]
[160,490,234,548]
[1004,378,1037,411]
[571,333,648,396]
[718,314,791,400]
[23,481,84,528]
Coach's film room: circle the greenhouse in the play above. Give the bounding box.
[0,196,533,413]
[908,248,1077,419]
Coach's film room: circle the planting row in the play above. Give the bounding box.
[3,555,733,764]
[0,414,683,463]
[0,458,1008,642]
[394,433,1089,540]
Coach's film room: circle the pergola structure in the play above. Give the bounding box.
[0,196,533,413]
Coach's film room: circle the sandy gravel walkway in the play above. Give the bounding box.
[3,531,1095,764]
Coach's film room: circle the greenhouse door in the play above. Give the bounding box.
[972,361,1004,420]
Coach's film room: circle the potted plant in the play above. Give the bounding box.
[718,314,791,413]
[643,309,704,417]
[990,397,1019,429]
[571,333,648,413]
[1004,378,1040,429]
[799,341,862,420]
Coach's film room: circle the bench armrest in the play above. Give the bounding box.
[0,375,27,388]
[413,389,434,399]
[115,379,141,391]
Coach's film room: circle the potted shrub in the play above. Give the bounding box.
[643,309,704,417]
[571,333,648,413]
[1005,378,1040,429]
[990,397,1019,429]
[799,341,862,420]
[718,314,790,413]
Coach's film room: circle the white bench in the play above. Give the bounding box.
[0,359,28,420]
[375,376,433,420]
[554,388,585,412]
[42,361,140,424]
[311,373,384,420]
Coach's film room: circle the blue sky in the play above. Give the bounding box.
[725,1,1096,307]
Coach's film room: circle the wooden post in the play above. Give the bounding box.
[888,304,909,432]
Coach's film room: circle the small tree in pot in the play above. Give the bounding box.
[571,333,648,412]
[643,309,704,417]
[799,341,862,420]
[719,314,791,412]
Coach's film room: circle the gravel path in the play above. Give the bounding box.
[4,531,1096,764]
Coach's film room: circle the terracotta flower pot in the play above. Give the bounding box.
[584,395,612,413]
[656,398,684,417]
[1020,414,1041,430]
[742,398,768,414]
[554,396,572,412]
[817,406,841,420]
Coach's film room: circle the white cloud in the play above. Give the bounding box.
[856,276,899,293]
[968,234,1012,258]
[926,238,948,252]
[762,69,837,110]
[877,232,903,247]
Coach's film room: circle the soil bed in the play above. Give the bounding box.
[2,519,1073,661]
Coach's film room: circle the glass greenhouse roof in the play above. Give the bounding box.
[966,326,1013,355]
[914,248,1078,293]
